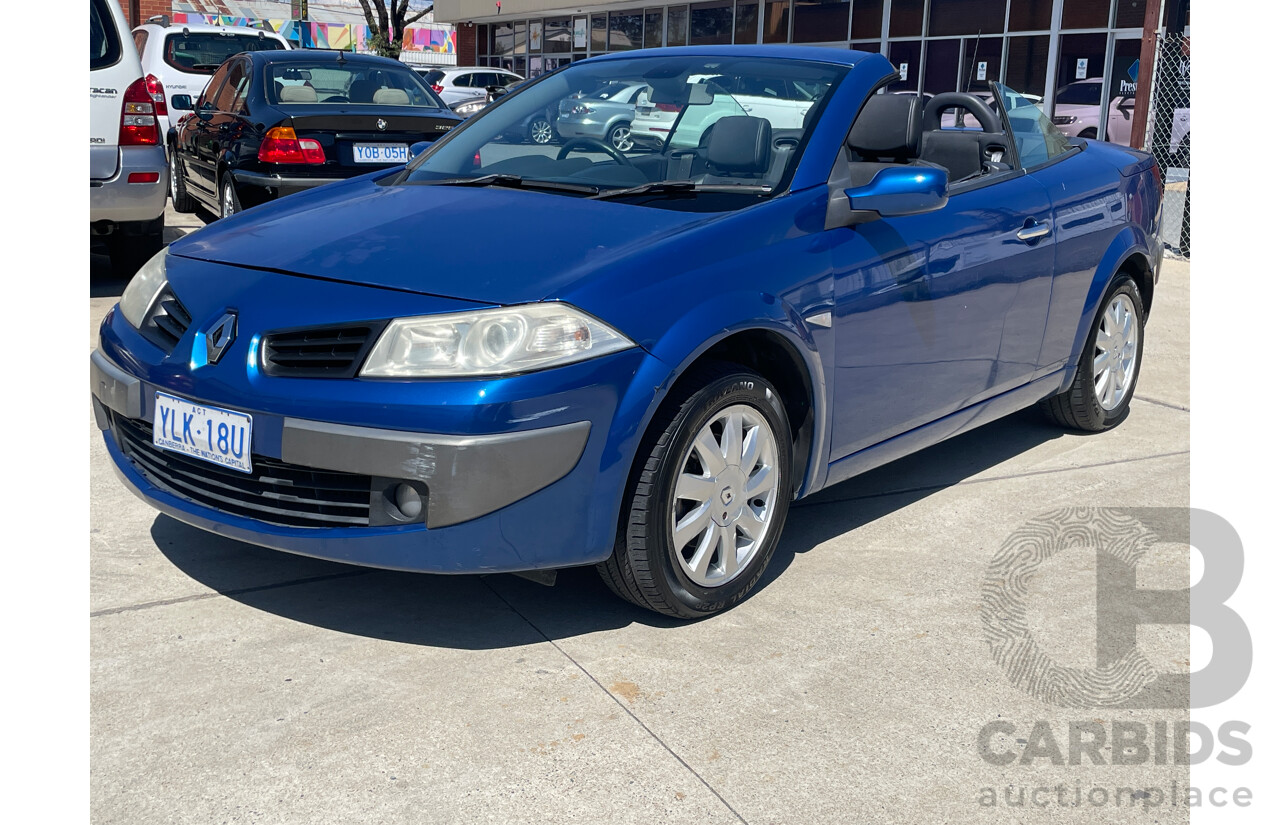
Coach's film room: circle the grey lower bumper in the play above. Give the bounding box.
[232,170,341,191]
[89,144,168,225]
[91,348,590,529]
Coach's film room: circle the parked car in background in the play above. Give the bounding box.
[557,81,651,151]
[631,74,824,150]
[132,16,290,141]
[95,47,1163,620]
[448,93,490,118]
[91,0,167,275]
[166,50,460,219]
[414,66,522,105]
[1050,78,1135,142]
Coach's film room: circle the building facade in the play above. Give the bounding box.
[436,0,1188,144]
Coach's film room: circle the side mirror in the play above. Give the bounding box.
[844,166,949,220]
[170,94,194,111]
[408,141,431,159]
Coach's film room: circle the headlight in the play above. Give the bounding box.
[453,100,487,116]
[119,250,168,328]
[360,303,634,378]
[1052,115,1078,125]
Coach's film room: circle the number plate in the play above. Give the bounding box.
[152,392,253,474]
[353,143,408,164]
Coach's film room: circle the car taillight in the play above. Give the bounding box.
[145,73,167,117]
[472,151,482,170]
[119,77,160,146]
[570,103,593,114]
[431,84,444,93]
[257,126,326,164]
[655,103,682,113]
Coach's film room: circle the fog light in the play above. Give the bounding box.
[394,484,423,519]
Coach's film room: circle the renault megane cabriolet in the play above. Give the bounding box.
[93,46,1163,619]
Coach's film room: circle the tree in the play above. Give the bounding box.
[356,1,434,59]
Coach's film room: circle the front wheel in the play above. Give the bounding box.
[1040,276,1145,431]
[529,116,555,145]
[598,364,792,619]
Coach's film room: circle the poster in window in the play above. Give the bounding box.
[573,17,587,49]
[530,22,543,52]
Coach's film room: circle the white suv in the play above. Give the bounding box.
[131,16,290,139]
[91,0,167,275]
[415,66,523,105]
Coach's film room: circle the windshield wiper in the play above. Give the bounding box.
[424,173,600,195]
[590,180,772,200]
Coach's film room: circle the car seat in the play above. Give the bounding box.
[918,93,1010,183]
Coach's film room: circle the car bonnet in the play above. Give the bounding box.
[169,177,718,305]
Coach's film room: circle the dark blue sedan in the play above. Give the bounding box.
[93,46,1163,618]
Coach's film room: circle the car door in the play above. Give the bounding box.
[199,58,251,188]
[183,60,232,198]
[826,95,1057,461]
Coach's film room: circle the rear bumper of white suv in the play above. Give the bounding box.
[90,144,168,226]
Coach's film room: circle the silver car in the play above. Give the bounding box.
[555,81,651,152]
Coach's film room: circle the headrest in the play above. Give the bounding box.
[372,88,410,105]
[279,85,317,103]
[706,116,772,174]
[348,79,377,103]
[846,93,923,161]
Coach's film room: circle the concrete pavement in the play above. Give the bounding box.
[91,206,1192,823]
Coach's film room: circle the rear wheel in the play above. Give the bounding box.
[608,122,634,153]
[1079,127,1098,140]
[598,363,792,619]
[168,146,195,213]
[1040,276,1145,431]
[220,175,241,219]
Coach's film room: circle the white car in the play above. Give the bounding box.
[1051,77,1190,163]
[414,66,523,106]
[132,16,290,139]
[632,74,822,150]
[91,0,167,275]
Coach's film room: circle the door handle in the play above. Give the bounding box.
[1016,221,1051,243]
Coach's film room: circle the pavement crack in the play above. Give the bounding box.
[1134,394,1190,412]
[90,570,371,617]
[481,578,750,825]
[794,449,1190,511]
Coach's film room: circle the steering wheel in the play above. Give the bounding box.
[923,93,1002,133]
[556,137,634,166]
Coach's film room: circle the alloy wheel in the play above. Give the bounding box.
[531,118,553,144]
[1093,293,1139,411]
[221,182,237,218]
[169,152,179,201]
[610,124,634,152]
[670,404,780,588]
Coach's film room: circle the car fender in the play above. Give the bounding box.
[1060,226,1154,391]
[624,289,831,499]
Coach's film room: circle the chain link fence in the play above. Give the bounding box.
[1144,32,1191,259]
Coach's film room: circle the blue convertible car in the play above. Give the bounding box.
[93,46,1162,618]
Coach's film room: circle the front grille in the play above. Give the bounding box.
[113,414,374,528]
[141,289,192,353]
[261,322,385,378]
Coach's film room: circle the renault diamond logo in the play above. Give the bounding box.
[203,312,237,365]
[377,118,387,131]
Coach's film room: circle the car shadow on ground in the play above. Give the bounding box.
[150,407,1070,648]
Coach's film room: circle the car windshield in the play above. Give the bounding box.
[267,63,444,107]
[400,55,845,205]
[164,32,284,74]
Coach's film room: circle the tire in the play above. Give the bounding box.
[528,116,555,145]
[169,146,195,213]
[105,217,164,278]
[219,174,241,219]
[1079,128,1098,140]
[607,121,634,153]
[1039,276,1145,432]
[598,363,793,619]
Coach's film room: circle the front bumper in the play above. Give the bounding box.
[93,290,666,573]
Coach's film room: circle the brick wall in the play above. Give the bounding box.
[456,22,476,66]
[132,0,173,27]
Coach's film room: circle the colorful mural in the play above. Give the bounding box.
[169,11,454,54]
